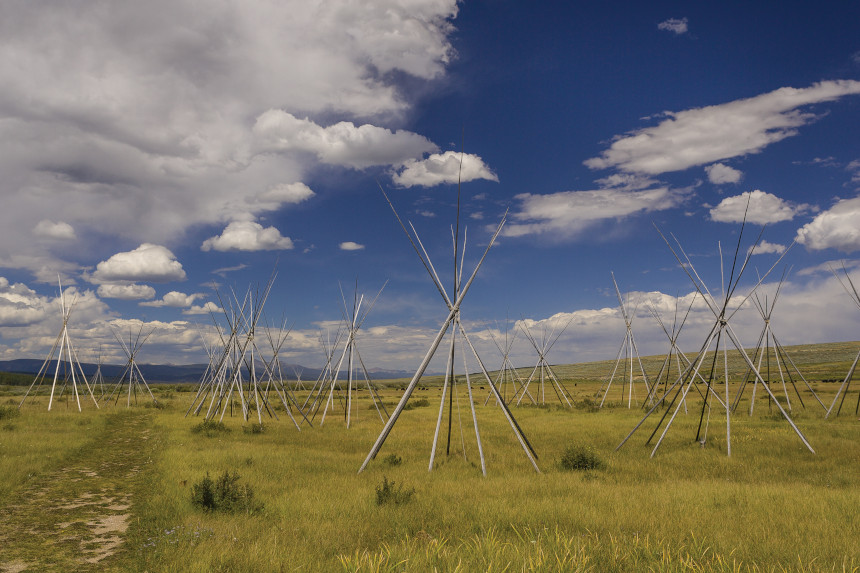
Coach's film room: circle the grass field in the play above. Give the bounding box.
[0,341,859,572]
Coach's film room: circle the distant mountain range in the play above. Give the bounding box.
[0,359,418,383]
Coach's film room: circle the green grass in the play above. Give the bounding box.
[0,342,859,571]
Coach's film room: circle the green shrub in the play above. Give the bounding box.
[190,419,230,436]
[375,476,414,506]
[558,444,604,471]
[403,398,430,411]
[574,396,600,412]
[382,453,402,466]
[243,423,265,434]
[0,405,20,420]
[191,470,262,514]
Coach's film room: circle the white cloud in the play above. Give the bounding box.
[584,80,860,174]
[97,283,157,300]
[0,275,200,363]
[183,301,222,315]
[0,0,458,277]
[796,258,860,277]
[201,220,294,252]
[848,159,860,184]
[796,196,860,252]
[91,244,186,284]
[392,151,498,188]
[503,187,683,239]
[594,173,660,191]
[709,190,806,224]
[212,264,247,277]
[140,291,202,308]
[340,241,365,251]
[0,278,51,327]
[33,220,76,241]
[750,239,786,255]
[253,110,437,169]
[658,18,688,35]
[705,163,743,184]
[248,182,316,212]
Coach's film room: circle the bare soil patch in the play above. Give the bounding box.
[0,411,155,571]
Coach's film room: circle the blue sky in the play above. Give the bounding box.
[1,1,859,373]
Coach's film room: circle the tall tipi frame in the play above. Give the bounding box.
[825,263,860,418]
[303,328,343,418]
[731,268,825,415]
[513,317,574,407]
[187,286,262,422]
[617,220,814,457]
[103,323,159,407]
[359,181,539,475]
[642,295,697,410]
[188,273,305,426]
[483,319,532,406]
[19,277,99,412]
[255,315,307,430]
[85,345,108,400]
[291,366,305,391]
[316,280,390,427]
[598,273,652,408]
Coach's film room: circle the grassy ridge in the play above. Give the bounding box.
[0,341,858,571]
[379,340,860,388]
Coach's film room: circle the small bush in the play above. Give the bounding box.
[243,423,265,434]
[145,399,168,410]
[382,453,402,466]
[574,397,600,412]
[403,398,430,411]
[375,476,415,506]
[191,419,230,436]
[191,470,263,514]
[0,405,20,420]
[558,444,604,471]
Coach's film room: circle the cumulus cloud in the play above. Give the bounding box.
[796,196,860,252]
[0,278,51,327]
[201,220,294,252]
[584,81,860,174]
[392,151,499,187]
[140,291,202,308]
[339,241,365,251]
[253,110,437,169]
[247,182,316,213]
[0,0,458,278]
[658,17,688,35]
[183,301,222,315]
[503,187,683,238]
[97,283,157,300]
[0,275,202,363]
[705,163,743,184]
[33,220,76,241]
[709,190,806,225]
[91,244,186,284]
[750,240,786,255]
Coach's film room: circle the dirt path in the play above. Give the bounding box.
[0,410,156,572]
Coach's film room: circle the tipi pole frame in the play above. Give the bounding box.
[360,195,534,473]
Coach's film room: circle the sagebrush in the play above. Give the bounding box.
[190,470,262,514]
